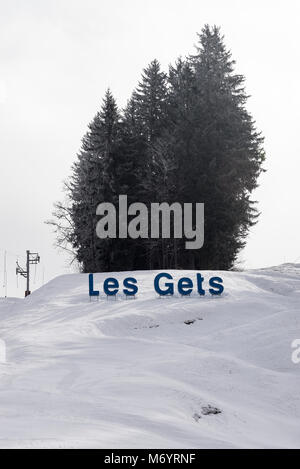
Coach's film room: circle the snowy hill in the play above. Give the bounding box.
[0,266,300,448]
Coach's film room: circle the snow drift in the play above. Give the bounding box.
[0,265,299,448]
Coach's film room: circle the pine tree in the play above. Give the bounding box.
[188,25,265,268]
[69,89,120,272]
[164,58,198,267]
[127,60,169,268]
[111,97,148,270]
[49,28,265,273]
[133,59,168,143]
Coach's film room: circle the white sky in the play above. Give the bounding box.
[0,0,299,297]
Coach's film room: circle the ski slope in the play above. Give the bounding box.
[0,265,299,448]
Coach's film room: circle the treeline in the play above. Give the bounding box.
[50,25,265,273]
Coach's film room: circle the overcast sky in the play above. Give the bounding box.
[1,0,299,297]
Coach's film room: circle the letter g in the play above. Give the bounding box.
[154,273,174,296]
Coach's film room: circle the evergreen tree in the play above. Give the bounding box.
[127,60,169,268]
[49,27,265,273]
[69,89,120,272]
[111,97,148,270]
[133,59,168,143]
[188,25,265,269]
[163,58,199,267]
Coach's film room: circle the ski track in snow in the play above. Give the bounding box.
[0,265,299,448]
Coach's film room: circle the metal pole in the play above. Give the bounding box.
[26,250,30,296]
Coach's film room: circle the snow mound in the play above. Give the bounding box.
[0,266,299,448]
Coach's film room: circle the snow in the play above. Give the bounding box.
[0,265,299,448]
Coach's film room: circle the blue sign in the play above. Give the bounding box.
[89,273,224,298]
